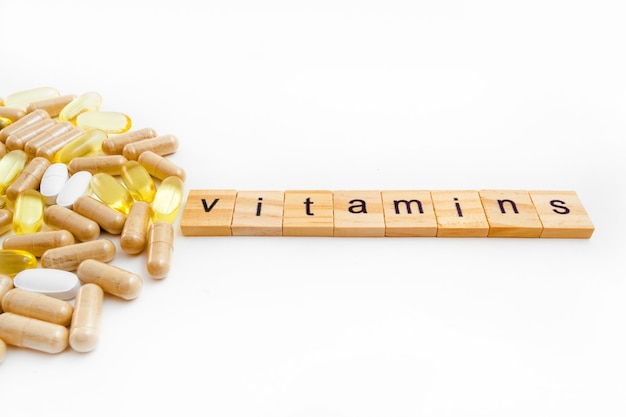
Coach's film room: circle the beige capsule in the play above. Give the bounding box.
[5,157,51,202]
[0,312,68,354]
[26,94,76,118]
[101,127,157,155]
[23,121,74,158]
[146,221,174,279]
[138,150,186,181]
[0,109,49,143]
[122,134,179,160]
[0,141,5,159]
[2,288,74,326]
[77,259,143,300]
[120,201,151,254]
[0,107,26,124]
[2,230,75,257]
[0,274,15,313]
[5,118,56,151]
[44,205,100,242]
[69,283,103,353]
[68,154,128,176]
[35,127,84,161]
[41,239,116,271]
[73,195,126,235]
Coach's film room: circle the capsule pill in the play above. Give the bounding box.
[146,221,174,279]
[101,127,157,155]
[41,239,116,271]
[44,204,100,242]
[73,195,126,235]
[151,176,184,223]
[0,312,68,354]
[12,189,44,234]
[2,230,75,257]
[0,249,37,277]
[138,150,186,181]
[0,149,27,194]
[0,107,26,126]
[89,172,133,214]
[5,156,51,203]
[76,111,131,134]
[23,121,74,158]
[0,109,50,143]
[26,94,76,118]
[55,128,107,163]
[58,92,102,124]
[0,338,5,363]
[2,288,74,326]
[69,283,103,353]
[121,160,156,202]
[122,133,179,160]
[120,201,151,254]
[35,126,85,161]
[68,154,128,176]
[77,259,143,300]
[4,87,60,111]
[5,118,56,151]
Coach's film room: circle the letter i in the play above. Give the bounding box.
[256,197,263,216]
[454,198,463,217]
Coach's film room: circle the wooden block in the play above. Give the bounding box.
[283,190,334,236]
[479,190,543,237]
[180,190,237,236]
[333,190,385,237]
[528,190,594,238]
[231,191,284,236]
[381,190,437,237]
[431,190,489,237]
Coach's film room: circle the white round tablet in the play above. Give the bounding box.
[56,170,92,209]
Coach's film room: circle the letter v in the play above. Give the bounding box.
[202,198,219,212]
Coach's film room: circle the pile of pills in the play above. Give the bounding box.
[0,87,186,362]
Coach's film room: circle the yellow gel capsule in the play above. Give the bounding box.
[89,172,133,214]
[12,189,44,234]
[121,160,156,202]
[55,128,107,164]
[4,87,60,111]
[0,149,28,194]
[151,176,184,223]
[0,249,37,277]
[76,111,132,134]
[58,92,102,124]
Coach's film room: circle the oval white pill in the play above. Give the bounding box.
[40,163,69,205]
[56,170,92,209]
[14,268,81,300]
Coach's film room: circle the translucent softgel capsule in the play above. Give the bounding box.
[0,249,37,277]
[58,92,102,124]
[0,149,28,194]
[13,189,44,234]
[121,160,156,202]
[55,128,107,164]
[151,176,184,223]
[89,172,133,214]
[4,87,60,111]
[76,111,132,134]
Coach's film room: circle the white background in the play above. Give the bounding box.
[1,1,625,416]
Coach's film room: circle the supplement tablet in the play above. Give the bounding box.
[14,268,81,300]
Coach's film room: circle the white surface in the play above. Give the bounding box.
[1,1,625,416]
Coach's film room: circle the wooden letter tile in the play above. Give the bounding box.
[431,190,489,237]
[528,190,594,238]
[283,190,334,236]
[381,190,437,237]
[333,190,385,237]
[180,190,237,236]
[231,191,284,236]
[479,190,543,237]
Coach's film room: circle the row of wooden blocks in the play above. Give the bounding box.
[179,190,594,238]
